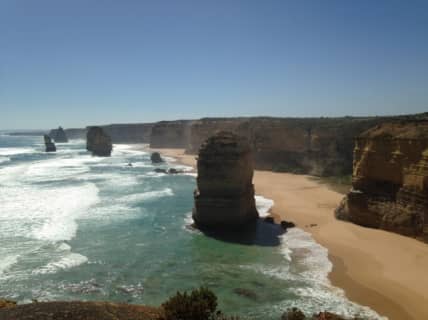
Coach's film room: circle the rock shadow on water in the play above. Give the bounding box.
[195,218,285,247]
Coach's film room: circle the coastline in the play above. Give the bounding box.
[147,147,428,320]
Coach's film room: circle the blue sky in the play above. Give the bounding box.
[1,0,427,129]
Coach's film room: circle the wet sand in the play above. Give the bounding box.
[148,148,428,320]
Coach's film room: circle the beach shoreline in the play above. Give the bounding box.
[146,147,428,320]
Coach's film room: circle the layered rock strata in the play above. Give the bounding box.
[44,135,56,152]
[86,127,112,157]
[337,121,428,241]
[193,131,258,229]
[187,117,391,176]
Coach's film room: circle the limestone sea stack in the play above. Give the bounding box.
[193,131,258,230]
[44,135,56,152]
[336,121,428,241]
[86,126,112,157]
[50,126,68,142]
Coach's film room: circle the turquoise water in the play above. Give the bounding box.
[0,134,384,319]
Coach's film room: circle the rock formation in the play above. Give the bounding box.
[49,126,68,142]
[187,117,391,176]
[336,121,428,241]
[150,152,164,163]
[149,120,193,148]
[86,127,112,157]
[193,131,258,229]
[44,135,56,152]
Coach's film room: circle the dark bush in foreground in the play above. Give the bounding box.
[161,287,240,320]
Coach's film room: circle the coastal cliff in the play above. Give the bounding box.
[193,131,258,229]
[149,120,193,148]
[187,117,389,176]
[336,121,428,241]
[100,123,154,143]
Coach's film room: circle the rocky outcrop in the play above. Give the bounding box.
[193,131,258,229]
[49,126,68,142]
[86,127,113,157]
[149,120,193,148]
[43,135,56,152]
[337,121,428,241]
[150,152,164,163]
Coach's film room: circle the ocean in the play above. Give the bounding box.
[0,134,384,319]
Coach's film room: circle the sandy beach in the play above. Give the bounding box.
[150,147,428,320]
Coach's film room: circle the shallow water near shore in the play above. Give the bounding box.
[0,134,385,319]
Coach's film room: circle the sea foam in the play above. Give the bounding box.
[33,253,88,275]
[0,183,100,241]
[0,147,36,156]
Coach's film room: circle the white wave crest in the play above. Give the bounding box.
[255,195,274,218]
[0,255,19,278]
[121,188,174,203]
[0,183,100,241]
[0,147,35,156]
[33,253,88,275]
[0,156,10,164]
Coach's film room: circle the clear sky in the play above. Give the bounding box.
[1,0,427,129]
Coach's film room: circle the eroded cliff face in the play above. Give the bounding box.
[187,117,387,176]
[337,121,428,241]
[101,123,154,143]
[149,120,193,148]
[193,131,258,229]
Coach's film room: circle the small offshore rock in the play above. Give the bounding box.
[150,152,164,164]
[154,168,167,174]
[281,220,296,230]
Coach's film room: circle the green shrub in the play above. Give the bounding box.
[161,287,218,320]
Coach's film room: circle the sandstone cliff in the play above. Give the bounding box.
[100,123,154,143]
[86,127,113,157]
[193,131,258,229]
[337,121,428,241]
[64,128,87,139]
[149,120,193,148]
[187,117,391,176]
